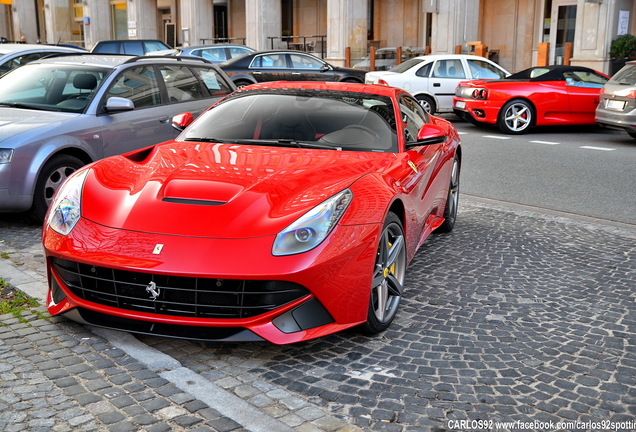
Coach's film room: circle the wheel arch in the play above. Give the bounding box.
[29,147,93,196]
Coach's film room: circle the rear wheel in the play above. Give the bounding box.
[360,212,406,334]
[234,79,254,88]
[415,95,436,114]
[31,154,84,222]
[497,99,534,134]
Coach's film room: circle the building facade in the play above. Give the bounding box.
[1,0,634,74]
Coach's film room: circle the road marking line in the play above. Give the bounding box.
[483,135,511,140]
[457,131,468,135]
[530,140,560,145]
[579,146,616,151]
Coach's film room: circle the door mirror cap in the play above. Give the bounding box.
[172,112,194,131]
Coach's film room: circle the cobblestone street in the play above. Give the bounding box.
[1,196,635,431]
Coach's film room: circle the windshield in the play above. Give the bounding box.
[0,64,108,113]
[181,89,399,152]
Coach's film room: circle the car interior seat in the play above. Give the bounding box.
[259,104,317,141]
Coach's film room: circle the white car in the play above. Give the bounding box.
[365,54,510,113]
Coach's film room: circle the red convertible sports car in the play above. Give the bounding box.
[453,65,609,134]
[43,81,461,345]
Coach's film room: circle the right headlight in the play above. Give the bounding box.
[0,149,13,164]
[47,169,89,236]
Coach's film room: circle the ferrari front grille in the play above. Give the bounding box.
[51,258,309,319]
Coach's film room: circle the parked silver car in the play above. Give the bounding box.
[596,60,636,139]
[148,44,256,63]
[0,54,235,220]
[0,43,85,75]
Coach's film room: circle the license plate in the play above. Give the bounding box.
[605,99,626,110]
[455,100,466,109]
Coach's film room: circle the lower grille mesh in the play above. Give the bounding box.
[51,258,309,319]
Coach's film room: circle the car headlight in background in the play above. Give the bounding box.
[47,169,89,236]
[273,189,353,256]
[0,149,13,164]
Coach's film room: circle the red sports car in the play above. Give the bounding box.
[453,65,609,134]
[43,81,461,345]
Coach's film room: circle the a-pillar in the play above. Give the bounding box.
[245,0,281,51]
[326,0,367,66]
[180,0,214,46]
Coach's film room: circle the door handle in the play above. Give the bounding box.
[159,116,170,124]
[433,83,441,87]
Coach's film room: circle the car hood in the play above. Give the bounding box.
[0,108,80,144]
[82,141,394,238]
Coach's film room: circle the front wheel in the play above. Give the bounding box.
[360,212,406,334]
[31,154,85,222]
[234,79,254,88]
[497,99,534,134]
[437,155,460,233]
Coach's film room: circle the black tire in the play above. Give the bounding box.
[360,212,406,334]
[234,79,254,88]
[497,99,534,134]
[437,155,460,233]
[415,94,436,114]
[626,130,636,139]
[31,154,85,222]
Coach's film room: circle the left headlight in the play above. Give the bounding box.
[272,189,353,256]
[47,169,89,236]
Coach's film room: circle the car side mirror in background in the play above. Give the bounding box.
[172,112,194,131]
[104,97,135,113]
[407,123,447,148]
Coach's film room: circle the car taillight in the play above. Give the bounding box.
[626,90,636,98]
[472,88,488,99]
[378,79,389,85]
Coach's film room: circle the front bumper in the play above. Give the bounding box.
[44,218,380,345]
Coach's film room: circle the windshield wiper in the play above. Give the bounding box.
[183,137,341,150]
[0,102,59,111]
[183,137,225,143]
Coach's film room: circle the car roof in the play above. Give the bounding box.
[235,80,402,98]
[181,44,254,50]
[507,65,597,80]
[0,43,84,55]
[31,54,219,69]
[410,54,498,61]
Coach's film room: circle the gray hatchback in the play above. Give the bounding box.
[0,55,235,220]
[596,61,636,139]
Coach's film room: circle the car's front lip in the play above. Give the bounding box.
[44,217,381,344]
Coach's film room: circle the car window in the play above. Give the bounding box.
[93,41,119,54]
[122,42,145,56]
[0,53,44,74]
[289,54,323,69]
[229,47,252,58]
[390,57,425,73]
[144,41,170,53]
[160,65,204,102]
[200,48,226,62]
[251,54,287,69]
[432,60,466,79]
[399,96,428,143]
[415,62,432,78]
[609,64,636,85]
[190,66,234,96]
[467,59,507,79]
[105,66,161,108]
[563,70,607,88]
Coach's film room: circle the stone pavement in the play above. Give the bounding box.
[1,196,635,431]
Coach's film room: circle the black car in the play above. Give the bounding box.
[219,50,366,87]
[91,40,170,55]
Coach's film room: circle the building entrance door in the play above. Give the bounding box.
[549,0,577,64]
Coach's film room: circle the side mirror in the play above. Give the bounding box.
[171,112,194,131]
[407,123,447,148]
[320,64,331,72]
[104,97,134,113]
